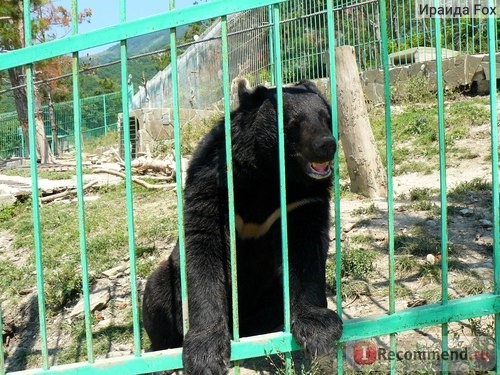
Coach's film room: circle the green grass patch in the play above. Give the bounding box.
[446,99,490,127]
[448,178,492,202]
[420,286,442,303]
[0,182,178,311]
[409,200,439,213]
[84,130,120,154]
[391,74,435,104]
[408,188,436,202]
[449,146,479,160]
[326,248,378,294]
[418,263,441,285]
[369,97,490,176]
[395,254,420,277]
[340,248,378,278]
[350,234,375,244]
[0,168,92,180]
[153,113,221,157]
[395,282,413,298]
[394,228,440,257]
[454,271,487,296]
[351,203,379,217]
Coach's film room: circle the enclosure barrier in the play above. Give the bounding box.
[0,0,499,374]
[0,92,121,158]
[221,0,498,86]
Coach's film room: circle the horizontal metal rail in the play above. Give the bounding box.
[4,293,498,375]
[0,0,285,71]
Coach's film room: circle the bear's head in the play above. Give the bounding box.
[236,79,336,185]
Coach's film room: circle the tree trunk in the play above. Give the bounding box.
[47,88,59,156]
[6,0,54,163]
[34,86,55,164]
[8,67,29,157]
[335,45,387,198]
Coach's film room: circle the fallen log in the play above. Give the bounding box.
[93,168,176,190]
[40,180,98,203]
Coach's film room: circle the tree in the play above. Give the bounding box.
[0,0,91,162]
[335,46,386,198]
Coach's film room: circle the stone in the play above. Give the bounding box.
[102,264,128,279]
[479,219,493,227]
[459,208,474,217]
[69,288,111,318]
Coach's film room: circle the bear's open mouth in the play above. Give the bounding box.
[307,161,332,179]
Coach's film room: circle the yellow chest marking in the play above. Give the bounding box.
[235,198,318,240]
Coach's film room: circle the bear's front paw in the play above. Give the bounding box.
[291,305,343,356]
[182,324,231,375]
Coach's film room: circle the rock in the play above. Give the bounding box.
[117,344,130,352]
[407,299,427,308]
[106,351,129,358]
[459,208,474,217]
[70,288,111,318]
[102,264,128,279]
[343,222,357,233]
[479,219,493,228]
[95,319,112,330]
[426,254,441,265]
[426,254,436,264]
[426,219,438,227]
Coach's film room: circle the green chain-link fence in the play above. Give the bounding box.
[0,92,121,158]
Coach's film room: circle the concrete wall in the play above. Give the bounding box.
[118,108,219,157]
[360,53,500,104]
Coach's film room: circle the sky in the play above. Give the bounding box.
[52,0,195,51]
[75,0,194,33]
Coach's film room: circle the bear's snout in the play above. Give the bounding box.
[312,136,336,161]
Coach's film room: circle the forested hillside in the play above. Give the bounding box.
[0,27,189,113]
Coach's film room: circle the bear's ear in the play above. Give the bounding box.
[237,78,252,103]
[297,80,321,95]
[237,79,269,109]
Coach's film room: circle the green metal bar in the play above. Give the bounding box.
[325,1,343,373]
[432,4,449,372]
[342,293,500,341]
[267,6,275,86]
[303,0,308,80]
[118,0,141,357]
[221,15,240,375]
[272,0,289,334]
[486,0,499,369]
[0,0,285,72]
[291,0,298,83]
[21,130,25,158]
[6,294,500,375]
[271,4,292,372]
[361,3,367,68]
[221,15,238,338]
[71,0,94,364]
[169,0,189,335]
[471,17,476,54]
[312,0,318,79]
[23,0,49,369]
[378,0,396,372]
[466,19,470,54]
[103,94,108,135]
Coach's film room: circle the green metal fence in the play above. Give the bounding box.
[226,0,499,86]
[0,0,499,374]
[0,92,121,158]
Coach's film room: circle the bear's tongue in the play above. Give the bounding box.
[311,162,330,173]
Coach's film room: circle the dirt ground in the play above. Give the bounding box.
[0,119,498,374]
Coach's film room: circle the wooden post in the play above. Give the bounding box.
[335,45,387,198]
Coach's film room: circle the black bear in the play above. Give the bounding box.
[143,80,343,374]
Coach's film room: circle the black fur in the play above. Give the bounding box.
[142,80,343,374]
